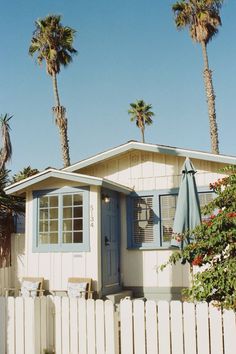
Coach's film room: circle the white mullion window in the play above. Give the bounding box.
[34,187,89,252]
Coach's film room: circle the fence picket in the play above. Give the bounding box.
[105,300,117,354]
[120,299,133,354]
[133,300,146,354]
[223,308,236,354]
[15,297,24,354]
[196,302,210,354]
[209,304,223,354]
[170,301,184,354]
[54,296,62,354]
[24,297,34,354]
[78,298,87,354]
[70,297,78,354]
[146,301,158,354]
[87,299,96,354]
[0,297,6,354]
[61,297,70,354]
[34,297,41,354]
[96,300,105,354]
[158,301,170,354]
[47,295,55,351]
[183,302,196,354]
[7,297,15,354]
[40,296,47,352]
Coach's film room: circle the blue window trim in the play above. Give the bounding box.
[127,186,213,250]
[33,186,90,253]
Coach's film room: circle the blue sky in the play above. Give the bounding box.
[1,0,236,174]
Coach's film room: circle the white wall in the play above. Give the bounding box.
[81,152,227,191]
[81,152,227,292]
[15,184,102,293]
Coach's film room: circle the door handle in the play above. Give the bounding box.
[105,236,110,246]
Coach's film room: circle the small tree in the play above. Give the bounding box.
[162,166,236,310]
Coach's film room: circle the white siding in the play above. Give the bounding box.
[80,151,227,191]
[15,185,101,293]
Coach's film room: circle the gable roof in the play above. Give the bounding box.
[64,141,236,172]
[5,168,132,196]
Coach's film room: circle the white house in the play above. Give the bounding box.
[5,141,236,300]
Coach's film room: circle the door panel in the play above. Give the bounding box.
[101,190,120,293]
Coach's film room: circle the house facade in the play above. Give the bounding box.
[6,141,236,300]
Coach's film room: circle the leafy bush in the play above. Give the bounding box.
[162,167,236,310]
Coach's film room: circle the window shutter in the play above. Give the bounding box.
[132,196,154,244]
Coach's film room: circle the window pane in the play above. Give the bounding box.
[74,207,83,218]
[40,197,48,208]
[63,232,72,243]
[39,233,49,244]
[39,221,48,232]
[132,196,154,244]
[74,194,83,206]
[63,207,72,218]
[50,220,58,232]
[160,194,178,245]
[74,232,83,243]
[74,219,83,231]
[63,195,72,206]
[50,233,58,244]
[50,196,58,207]
[63,219,72,231]
[50,208,58,219]
[39,210,48,220]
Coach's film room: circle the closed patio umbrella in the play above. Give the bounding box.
[171,158,201,248]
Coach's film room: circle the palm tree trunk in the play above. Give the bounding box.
[52,73,71,167]
[201,41,219,154]
[141,126,145,143]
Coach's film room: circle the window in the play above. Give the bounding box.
[33,187,89,252]
[132,196,154,244]
[127,189,214,249]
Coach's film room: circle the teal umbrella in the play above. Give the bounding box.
[171,158,201,248]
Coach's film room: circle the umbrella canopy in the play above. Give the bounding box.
[171,158,201,248]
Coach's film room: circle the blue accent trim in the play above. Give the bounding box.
[33,186,90,253]
[127,187,213,250]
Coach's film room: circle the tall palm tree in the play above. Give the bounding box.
[29,15,77,167]
[172,0,223,154]
[128,100,155,143]
[0,114,12,171]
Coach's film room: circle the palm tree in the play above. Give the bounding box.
[128,100,155,143]
[172,0,223,154]
[29,15,77,167]
[0,114,12,171]
[12,166,39,183]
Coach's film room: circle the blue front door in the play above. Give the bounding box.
[101,189,121,294]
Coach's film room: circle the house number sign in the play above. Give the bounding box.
[90,205,95,228]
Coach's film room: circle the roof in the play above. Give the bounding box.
[5,168,132,196]
[64,141,236,172]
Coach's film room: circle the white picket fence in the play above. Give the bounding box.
[0,297,235,354]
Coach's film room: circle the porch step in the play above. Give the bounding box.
[105,290,133,304]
